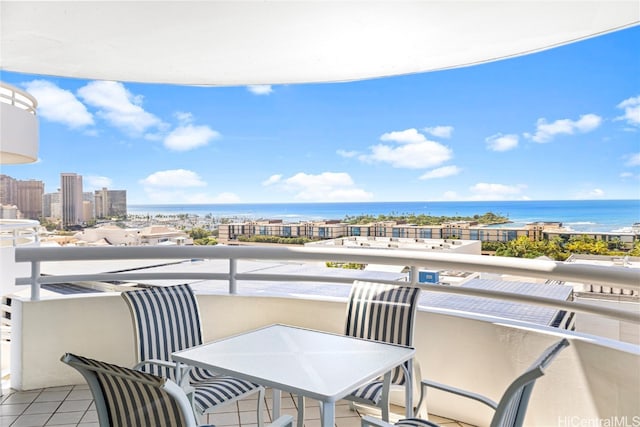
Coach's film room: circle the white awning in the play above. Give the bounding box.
[1,1,638,86]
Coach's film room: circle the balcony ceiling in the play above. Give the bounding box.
[1,1,638,86]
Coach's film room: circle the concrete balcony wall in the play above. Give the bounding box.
[10,291,640,426]
[0,83,39,164]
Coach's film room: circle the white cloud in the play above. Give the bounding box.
[486,133,519,152]
[183,192,241,204]
[247,85,273,95]
[574,188,605,199]
[211,192,241,203]
[625,152,640,167]
[337,149,358,158]
[271,172,373,202]
[85,175,113,190]
[164,125,220,151]
[524,113,602,143]
[360,128,452,169]
[442,191,458,200]
[174,111,194,124]
[616,95,640,127]
[77,81,164,135]
[419,165,461,180]
[380,128,425,144]
[139,169,206,188]
[619,172,634,178]
[262,174,283,186]
[469,182,528,200]
[22,80,94,129]
[139,169,214,203]
[423,125,454,138]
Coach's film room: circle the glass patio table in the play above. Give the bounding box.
[172,323,415,427]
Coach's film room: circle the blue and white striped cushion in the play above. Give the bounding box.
[345,281,420,403]
[123,284,202,381]
[395,418,439,427]
[66,353,187,427]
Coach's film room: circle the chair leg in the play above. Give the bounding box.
[297,396,305,427]
[257,388,265,427]
[381,371,391,421]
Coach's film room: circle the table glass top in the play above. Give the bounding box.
[172,324,414,401]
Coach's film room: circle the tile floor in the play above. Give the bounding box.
[0,385,472,427]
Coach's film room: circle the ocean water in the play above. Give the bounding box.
[128,199,640,233]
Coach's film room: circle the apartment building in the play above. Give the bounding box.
[0,175,44,219]
[219,219,638,247]
[42,191,61,220]
[94,187,127,218]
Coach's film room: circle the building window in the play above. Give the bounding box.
[418,229,432,238]
[351,227,361,236]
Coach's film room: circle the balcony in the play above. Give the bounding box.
[0,245,637,426]
[0,82,38,164]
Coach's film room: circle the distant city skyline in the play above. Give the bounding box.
[1,26,639,204]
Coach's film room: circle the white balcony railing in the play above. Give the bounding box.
[8,244,640,425]
[13,245,640,324]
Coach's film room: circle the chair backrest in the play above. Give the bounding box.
[61,353,198,427]
[491,338,570,427]
[345,280,421,385]
[121,284,203,380]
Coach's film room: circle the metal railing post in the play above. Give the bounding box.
[410,266,418,285]
[30,261,40,301]
[229,258,237,294]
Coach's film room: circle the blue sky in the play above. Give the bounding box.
[1,26,639,205]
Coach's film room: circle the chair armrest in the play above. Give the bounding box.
[134,359,192,387]
[362,415,394,427]
[133,358,177,371]
[421,379,498,410]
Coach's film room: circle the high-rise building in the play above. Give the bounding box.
[43,191,61,219]
[0,174,18,206]
[83,192,95,222]
[94,187,127,218]
[61,173,83,227]
[0,175,44,219]
[16,179,44,219]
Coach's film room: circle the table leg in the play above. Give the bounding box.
[321,401,334,427]
[272,389,282,419]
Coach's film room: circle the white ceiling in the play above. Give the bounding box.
[1,1,638,86]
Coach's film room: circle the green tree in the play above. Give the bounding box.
[188,227,211,240]
[565,235,609,255]
[495,236,544,258]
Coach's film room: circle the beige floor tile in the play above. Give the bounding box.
[2,392,40,405]
[44,410,84,425]
[208,410,241,426]
[11,413,52,427]
[56,399,91,413]
[0,402,29,416]
[23,401,60,415]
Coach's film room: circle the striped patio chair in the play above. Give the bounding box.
[61,352,207,427]
[361,338,570,427]
[298,281,421,426]
[121,284,265,425]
